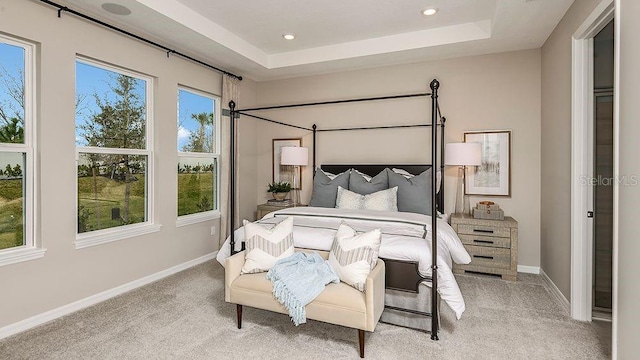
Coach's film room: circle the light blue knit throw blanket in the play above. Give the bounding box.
[266,252,339,326]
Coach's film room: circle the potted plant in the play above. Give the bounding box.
[267,181,291,201]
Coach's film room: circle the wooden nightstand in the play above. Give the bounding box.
[450,213,518,281]
[256,202,302,219]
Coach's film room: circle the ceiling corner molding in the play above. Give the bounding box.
[268,20,493,69]
[134,0,269,66]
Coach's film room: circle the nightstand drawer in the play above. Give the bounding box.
[457,224,511,238]
[465,245,511,270]
[458,234,511,249]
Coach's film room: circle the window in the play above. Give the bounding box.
[0,34,41,265]
[177,87,220,223]
[75,58,158,246]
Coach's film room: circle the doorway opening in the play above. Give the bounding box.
[570,0,614,323]
[592,20,614,319]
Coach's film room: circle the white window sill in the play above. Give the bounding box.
[75,223,162,250]
[176,211,221,228]
[0,247,47,267]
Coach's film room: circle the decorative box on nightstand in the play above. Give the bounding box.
[256,202,303,219]
[450,213,518,281]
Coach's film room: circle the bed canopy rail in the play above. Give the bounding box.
[227,79,443,340]
[235,92,432,112]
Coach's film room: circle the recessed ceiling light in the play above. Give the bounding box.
[282,34,296,40]
[101,3,132,16]
[422,8,438,16]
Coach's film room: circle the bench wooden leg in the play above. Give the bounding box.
[236,304,242,329]
[358,329,365,358]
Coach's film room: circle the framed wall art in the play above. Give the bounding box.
[464,130,511,196]
[272,138,302,188]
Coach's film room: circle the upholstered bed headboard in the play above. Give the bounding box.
[320,164,444,213]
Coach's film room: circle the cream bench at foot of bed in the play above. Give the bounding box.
[225,249,385,358]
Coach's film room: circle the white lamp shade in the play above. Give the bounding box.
[281,147,309,166]
[445,142,482,166]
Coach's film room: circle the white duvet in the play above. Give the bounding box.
[217,206,471,319]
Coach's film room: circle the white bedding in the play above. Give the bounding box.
[217,206,471,319]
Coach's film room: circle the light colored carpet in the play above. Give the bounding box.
[0,261,610,359]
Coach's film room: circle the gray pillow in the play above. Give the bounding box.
[309,169,350,208]
[349,169,388,195]
[387,168,433,215]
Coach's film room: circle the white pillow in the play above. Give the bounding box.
[241,217,295,274]
[335,186,398,212]
[329,222,381,291]
[392,168,442,193]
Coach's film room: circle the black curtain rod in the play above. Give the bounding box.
[318,123,441,132]
[38,0,243,81]
[235,92,431,112]
[235,111,313,131]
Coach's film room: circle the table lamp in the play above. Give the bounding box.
[445,142,482,215]
[281,146,309,206]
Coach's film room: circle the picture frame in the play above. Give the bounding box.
[272,138,302,189]
[464,130,511,196]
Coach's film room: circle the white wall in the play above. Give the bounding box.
[615,0,640,356]
[251,49,542,268]
[0,0,230,329]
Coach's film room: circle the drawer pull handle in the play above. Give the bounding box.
[473,229,494,234]
[473,239,494,244]
[473,255,494,260]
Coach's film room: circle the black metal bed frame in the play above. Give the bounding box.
[228,79,445,340]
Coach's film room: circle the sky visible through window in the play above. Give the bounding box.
[75,61,147,147]
[0,46,216,155]
[178,89,215,152]
[0,42,24,122]
[0,42,26,171]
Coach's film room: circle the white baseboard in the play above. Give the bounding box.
[540,268,571,315]
[0,251,218,340]
[517,265,540,274]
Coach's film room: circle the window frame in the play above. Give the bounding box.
[0,34,45,266]
[74,57,160,249]
[176,85,221,227]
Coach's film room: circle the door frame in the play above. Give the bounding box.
[571,0,614,322]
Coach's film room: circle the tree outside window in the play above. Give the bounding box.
[0,37,32,252]
[75,60,150,234]
[177,88,219,217]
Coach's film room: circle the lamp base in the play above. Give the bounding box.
[462,194,472,215]
[454,166,472,215]
[292,165,300,206]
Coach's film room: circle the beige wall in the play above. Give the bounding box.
[237,78,259,223]
[540,0,602,300]
[251,50,542,267]
[616,0,640,356]
[0,0,227,328]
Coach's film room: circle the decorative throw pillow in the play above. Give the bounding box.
[336,186,398,212]
[309,168,350,208]
[387,168,433,215]
[319,169,338,180]
[349,169,389,195]
[328,222,381,291]
[241,217,295,274]
[392,167,442,194]
[353,169,372,182]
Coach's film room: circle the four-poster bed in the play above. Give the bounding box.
[222,79,465,341]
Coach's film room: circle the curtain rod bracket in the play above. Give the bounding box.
[57,6,68,18]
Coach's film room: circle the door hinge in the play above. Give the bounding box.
[587,211,594,218]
